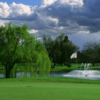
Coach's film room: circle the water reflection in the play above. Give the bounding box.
[0,72,69,78]
[1,70,100,80]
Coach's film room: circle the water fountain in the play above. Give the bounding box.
[0,63,100,80]
[63,63,100,80]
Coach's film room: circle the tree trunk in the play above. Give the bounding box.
[5,63,15,78]
[5,65,12,78]
[5,70,10,78]
[92,59,95,66]
[92,62,95,66]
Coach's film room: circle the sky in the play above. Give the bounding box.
[0,0,100,50]
[1,0,42,6]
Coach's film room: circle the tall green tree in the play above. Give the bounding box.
[81,41,100,65]
[43,33,79,67]
[0,22,51,78]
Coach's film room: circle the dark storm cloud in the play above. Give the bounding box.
[1,0,100,34]
[37,0,100,33]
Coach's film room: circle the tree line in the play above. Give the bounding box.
[42,34,100,67]
[0,22,99,78]
[42,33,79,67]
[77,42,100,66]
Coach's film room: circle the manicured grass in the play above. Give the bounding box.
[0,77,100,100]
[0,77,100,83]
[51,63,100,72]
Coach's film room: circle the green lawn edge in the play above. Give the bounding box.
[0,77,100,84]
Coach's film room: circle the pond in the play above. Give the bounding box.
[1,70,100,80]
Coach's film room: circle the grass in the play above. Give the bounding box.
[1,77,100,84]
[0,63,100,100]
[0,77,100,100]
[51,63,100,72]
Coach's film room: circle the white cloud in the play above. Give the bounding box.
[0,0,100,49]
[0,2,34,19]
[0,2,10,18]
[47,17,59,25]
[40,0,84,8]
[78,31,90,34]
[29,29,38,34]
[10,2,33,16]
[60,0,83,7]
[40,0,57,7]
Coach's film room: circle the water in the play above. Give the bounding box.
[0,62,100,80]
[1,70,100,80]
[63,70,100,80]
[0,72,70,78]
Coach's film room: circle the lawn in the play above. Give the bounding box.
[0,77,100,100]
[51,63,100,72]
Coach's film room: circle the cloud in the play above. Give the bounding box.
[0,0,100,48]
[68,32,100,50]
[29,29,38,34]
[38,0,100,34]
[0,2,38,21]
[37,0,100,34]
[0,19,10,26]
[40,0,57,8]
[0,2,10,18]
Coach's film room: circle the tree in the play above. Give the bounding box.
[81,41,100,66]
[76,51,88,63]
[43,33,79,67]
[0,22,51,78]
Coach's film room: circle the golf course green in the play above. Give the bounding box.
[0,77,100,100]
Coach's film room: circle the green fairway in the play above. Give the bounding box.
[0,78,100,100]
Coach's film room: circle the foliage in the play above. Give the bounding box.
[0,22,51,78]
[79,41,100,65]
[43,33,79,67]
